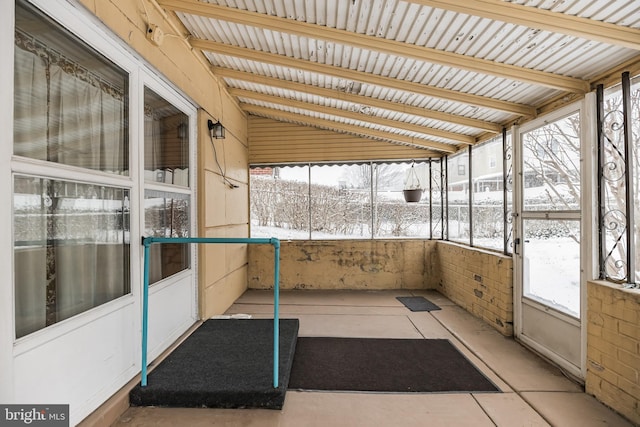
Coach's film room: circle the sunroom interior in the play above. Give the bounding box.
[4,0,640,426]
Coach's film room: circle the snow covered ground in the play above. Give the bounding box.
[523,237,580,316]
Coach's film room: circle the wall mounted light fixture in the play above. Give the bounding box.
[208,119,225,139]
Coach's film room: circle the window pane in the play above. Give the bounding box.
[310,164,372,239]
[431,159,444,239]
[601,84,629,281]
[472,137,504,251]
[633,76,640,284]
[14,1,128,174]
[505,133,514,253]
[250,165,310,239]
[144,191,190,284]
[603,75,640,284]
[523,219,580,317]
[14,176,130,338]
[375,162,429,238]
[448,151,470,244]
[522,113,580,211]
[144,88,190,186]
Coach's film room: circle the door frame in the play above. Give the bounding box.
[512,97,596,381]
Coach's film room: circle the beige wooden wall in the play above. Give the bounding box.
[249,117,438,163]
[78,0,250,319]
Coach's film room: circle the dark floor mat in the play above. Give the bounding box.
[288,337,499,393]
[130,318,299,409]
[396,296,441,312]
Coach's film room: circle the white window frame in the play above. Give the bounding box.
[10,0,141,351]
[139,68,198,298]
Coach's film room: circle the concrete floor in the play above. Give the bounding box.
[114,290,634,427]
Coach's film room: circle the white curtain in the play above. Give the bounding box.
[13,44,129,338]
[144,112,162,181]
[14,47,48,160]
[49,65,103,169]
[14,37,125,172]
[14,180,130,337]
[144,114,163,282]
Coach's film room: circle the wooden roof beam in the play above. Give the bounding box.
[159,0,589,92]
[191,39,536,116]
[215,68,502,133]
[411,0,640,51]
[230,88,475,145]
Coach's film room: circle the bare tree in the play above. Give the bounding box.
[520,85,640,284]
[522,114,581,210]
[342,163,404,190]
[250,177,310,231]
[521,113,581,244]
[250,163,429,238]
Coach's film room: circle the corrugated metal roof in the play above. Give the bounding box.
[159,0,640,157]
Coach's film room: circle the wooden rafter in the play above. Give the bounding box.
[230,88,474,145]
[215,68,502,133]
[159,0,589,92]
[411,0,640,51]
[191,39,536,116]
[241,104,457,153]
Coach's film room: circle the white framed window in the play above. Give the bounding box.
[12,0,133,338]
[472,136,504,252]
[249,161,431,240]
[142,86,193,285]
[448,151,470,244]
[11,0,198,338]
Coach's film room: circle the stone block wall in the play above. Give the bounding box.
[248,240,438,290]
[586,281,640,425]
[248,239,512,335]
[435,241,513,336]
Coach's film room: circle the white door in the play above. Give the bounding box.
[514,103,586,380]
[139,74,198,362]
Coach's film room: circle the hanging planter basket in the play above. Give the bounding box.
[403,188,423,203]
[403,161,423,203]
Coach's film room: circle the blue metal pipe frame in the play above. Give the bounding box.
[140,236,281,388]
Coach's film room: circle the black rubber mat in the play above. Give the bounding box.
[396,296,441,312]
[289,337,499,393]
[130,318,299,409]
